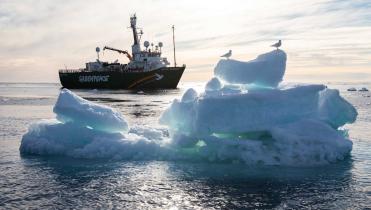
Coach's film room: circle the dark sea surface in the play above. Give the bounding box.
[0,82,370,209]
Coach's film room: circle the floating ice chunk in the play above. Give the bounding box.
[205,77,222,91]
[53,89,128,133]
[347,87,356,91]
[318,88,357,128]
[181,88,198,102]
[203,77,225,97]
[215,49,286,87]
[160,76,357,166]
[160,97,196,135]
[161,84,357,135]
[20,119,171,160]
[20,89,170,160]
[359,87,369,92]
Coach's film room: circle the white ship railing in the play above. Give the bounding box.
[59,68,85,73]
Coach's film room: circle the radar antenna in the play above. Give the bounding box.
[144,41,150,51]
[158,42,163,53]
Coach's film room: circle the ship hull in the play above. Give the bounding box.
[59,67,185,89]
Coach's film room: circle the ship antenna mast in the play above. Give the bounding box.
[172,25,177,67]
[130,14,139,45]
[96,47,100,61]
[130,14,141,60]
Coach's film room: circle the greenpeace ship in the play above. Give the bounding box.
[59,15,185,89]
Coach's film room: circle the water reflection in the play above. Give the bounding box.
[165,159,356,209]
[15,154,363,209]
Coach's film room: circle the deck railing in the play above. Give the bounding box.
[59,65,186,74]
[58,68,85,73]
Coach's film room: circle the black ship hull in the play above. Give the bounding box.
[59,67,185,89]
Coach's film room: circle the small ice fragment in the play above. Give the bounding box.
[181,88,198,102]
[205,77,222,91]
[347,87,356,91]
[53,89,128,133]
[359,87,369,92]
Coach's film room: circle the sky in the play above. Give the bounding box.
[0,0,370,83]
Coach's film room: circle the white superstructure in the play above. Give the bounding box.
[118,14,170,71]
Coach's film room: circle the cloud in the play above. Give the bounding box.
[0,0,370,82]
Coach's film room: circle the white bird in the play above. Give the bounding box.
[271,40,282,50]
[221,50,232,59]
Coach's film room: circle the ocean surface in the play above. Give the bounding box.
[0,82,370,209]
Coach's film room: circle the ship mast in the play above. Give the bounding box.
[130,14,141,60]
[172,25,177,67]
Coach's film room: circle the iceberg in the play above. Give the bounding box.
[20,89,171,159]
[160,49,357,165]
[215,49,286,87]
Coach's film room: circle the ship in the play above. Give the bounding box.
[59,14,185,89]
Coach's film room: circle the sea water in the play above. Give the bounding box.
[0,82,370,209]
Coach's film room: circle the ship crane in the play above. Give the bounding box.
[103,46,133,61]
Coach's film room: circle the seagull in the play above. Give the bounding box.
[271,40,282,50]
[221,50,232,59]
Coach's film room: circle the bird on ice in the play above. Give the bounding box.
[221,50,232,59]
[271,40,282,50]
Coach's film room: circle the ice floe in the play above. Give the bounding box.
[21,48,358,166]
[160,49,357,165]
